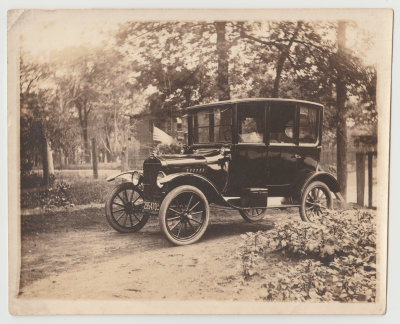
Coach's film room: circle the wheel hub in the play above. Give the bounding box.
[309,199,324,215]
[181,212,192,222]
[125,202,134,214]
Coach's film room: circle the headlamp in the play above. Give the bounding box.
[156,171,166,188]
[132,171,140,186]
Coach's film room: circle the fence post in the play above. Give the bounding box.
[92,138,98,179]
[356,152,365,206]
[367,152,373,208]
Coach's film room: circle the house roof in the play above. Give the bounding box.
[186,98,323,111]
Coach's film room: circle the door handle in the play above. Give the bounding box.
[291,154,302,159]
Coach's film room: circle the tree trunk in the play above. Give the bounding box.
[71,149,76,165]
[82,123,91,164]
[92,138,98,179]
[272,22,302,97]
[114,103,118,158]
[273,56,286,97]
[38,122,54,186]
[76,99,91,164]
[59,150,65,170]
[336,21,348,199]
[105,134,112,162]
[40,138,49,186]
[215,21,230,101]
[121,146,129,172]
[367,152,373,208]
[356,152,365,206]
[47,143,54,175]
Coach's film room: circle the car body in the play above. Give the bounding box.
[105,98,342,245]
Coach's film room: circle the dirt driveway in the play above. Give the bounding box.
[19,205,297,301]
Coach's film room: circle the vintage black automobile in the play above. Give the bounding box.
[105,98,342,245]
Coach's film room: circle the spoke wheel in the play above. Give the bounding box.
[239,207,267,222]
[105,182,149,233]
[300,181,333,222]
[159,185,209,246]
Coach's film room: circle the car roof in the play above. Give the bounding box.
[186,98,323,111]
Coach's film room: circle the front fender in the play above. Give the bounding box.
[106,170,142,182]
[159,172,226,205]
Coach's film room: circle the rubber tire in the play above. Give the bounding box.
[239,208,267,222]
[105,182,149,233]
[300,181,333,222]
[159,185,210,246]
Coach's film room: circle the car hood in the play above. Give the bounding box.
[158,148,224,167]
[143,148,226,169]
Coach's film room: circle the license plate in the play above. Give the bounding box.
[143,201,160,212]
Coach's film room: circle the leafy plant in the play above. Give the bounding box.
[240,210,376,302]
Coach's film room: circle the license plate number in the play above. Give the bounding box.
[143,201,160,212]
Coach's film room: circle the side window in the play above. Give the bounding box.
[214,107,232,142]
[299,105,318,144]
[193,106,232,144]
[194,110,210,143]
[269,103,296,144]
[238,104,264,143]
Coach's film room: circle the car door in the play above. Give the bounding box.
[227,102,268,195]
[266,101,299,195]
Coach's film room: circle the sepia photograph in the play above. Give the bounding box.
[7,8,392,315]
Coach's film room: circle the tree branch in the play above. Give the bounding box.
[239,27,284,50]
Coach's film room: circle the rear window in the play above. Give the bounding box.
[299,105,318,144]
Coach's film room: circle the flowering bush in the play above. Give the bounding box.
[21,181,73,209]
[240,210,376,302]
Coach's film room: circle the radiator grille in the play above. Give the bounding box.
[143,160,162,199]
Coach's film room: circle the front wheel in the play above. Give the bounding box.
[300,181,333,222]
[105,182,149,233]
[159,185,210,245]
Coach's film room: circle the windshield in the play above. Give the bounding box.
[192,106,232,144]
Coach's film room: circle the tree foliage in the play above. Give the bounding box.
[20,19,377,185]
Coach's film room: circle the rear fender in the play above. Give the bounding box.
[106,170,143,183]
[293,171,342,201]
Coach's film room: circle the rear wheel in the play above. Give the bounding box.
[159,185,209,245]
[239,194,267,222]
[300,181,333,222]
[239,208,267,222]
[105,182,149,233]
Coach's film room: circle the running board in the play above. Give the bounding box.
[223,197,300,209]
[267,204,300,209]
[223,197,241,201]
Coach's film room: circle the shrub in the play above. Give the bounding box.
[156,143,182,154]
[21,181,73,209]
[240,210,376,302]
[21,178,113,209]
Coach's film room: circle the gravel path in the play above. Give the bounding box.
[19,205,297,300]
